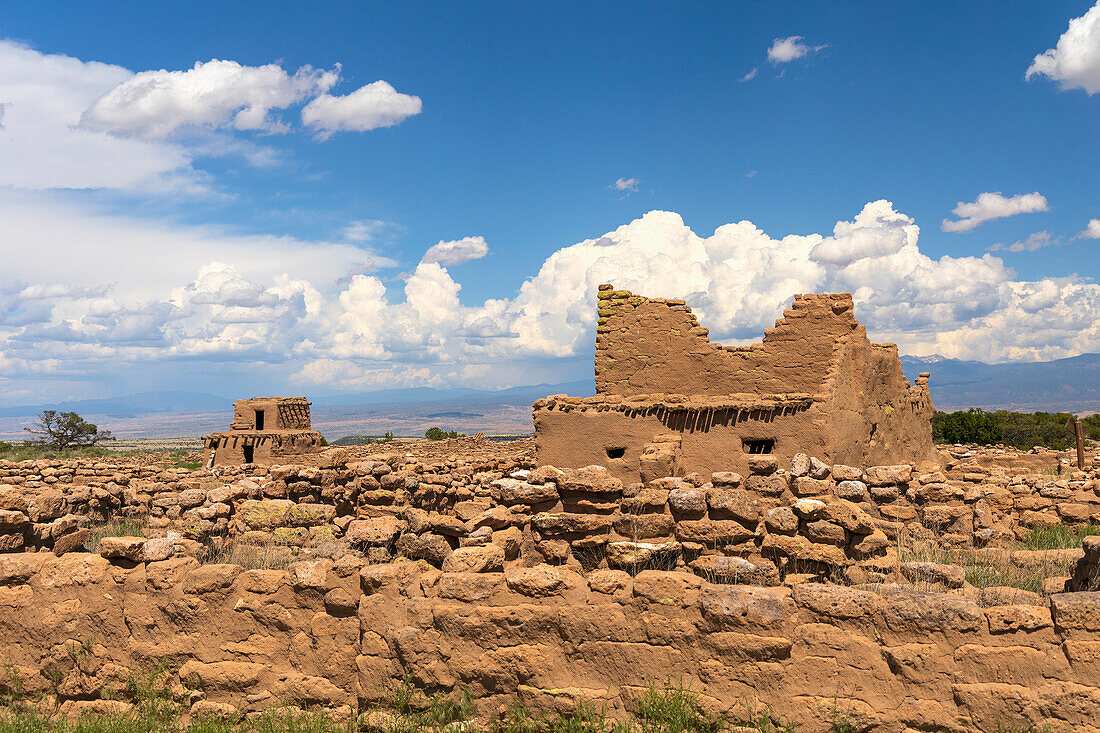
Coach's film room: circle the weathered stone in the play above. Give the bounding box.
[346,517,404,547]
[789,453,811,478]
[97,536,146,561]
[792,583,882,619]
[531,512,612,537]
[900,562,966,588]
[710,472,742,488]
[674,520,755,545]
[706,488,762,523]
[790,477,832,497]
[491,478,559,505]
[395,533,452,565]
[865,465,912,486]
[505,564,568,597]
[761,533,848,566]
[141,536,177,562]
[667,488,708,517]
[791,498,826,518]
[822,499,876,534]
[689,554,779,585]
[700,584,794,628]
[441,544,504,573]
[835,480,867,501]
[744,473,786,496]
[613,513,675,540]
[605,541,680,569]
[804,520,846,546]
[764,506,798,534]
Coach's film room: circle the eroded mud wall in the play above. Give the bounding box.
[4,553,1100,731]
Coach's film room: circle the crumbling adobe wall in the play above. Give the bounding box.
[359,563,1100,732]
[595,289,874,396]
[5,551,1100,730]
[0,552,360,720]
[538,286,933,479]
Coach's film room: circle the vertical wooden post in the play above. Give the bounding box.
[1067,417,1086,470]
[1076,419,1086,470]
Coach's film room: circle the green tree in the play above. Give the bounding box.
[424,427,462,440]
[23,410,112,450]
[933,408,1001,445]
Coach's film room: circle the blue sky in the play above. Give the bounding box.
[0,1,1097,403]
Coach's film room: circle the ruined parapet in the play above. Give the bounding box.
[204,397,324,467]
[537,285,934,480]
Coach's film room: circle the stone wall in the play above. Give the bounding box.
[4,551,1100,730]
[0,552,360,721]
[2,449,1100,580]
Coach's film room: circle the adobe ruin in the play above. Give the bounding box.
[203,396,324,466]
[534,284,935,481]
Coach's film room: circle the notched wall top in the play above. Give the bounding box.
[536,284,934,478]
[596,285,874,396]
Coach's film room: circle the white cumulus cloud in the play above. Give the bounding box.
[81,59,339,138]
[1076,218,1100,239]
[7,198,1100,395]
[941,191,1049,232]
[767,36,826,64]
[1026,1,1100,95]
[987,231,1059,253]
[420,236,489,266]
[301,80,422,139]
[0,40,199,191]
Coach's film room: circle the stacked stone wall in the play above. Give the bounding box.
[2,450,1100,576]
[4,552,1100,730]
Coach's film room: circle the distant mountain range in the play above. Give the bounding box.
[0,390,230,418]
[900,353,1100,412]
[3,355,1100,434]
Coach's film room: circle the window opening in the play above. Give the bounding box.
[742,439,774,454]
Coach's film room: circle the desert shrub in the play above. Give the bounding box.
[633,680,721,733]
[547,701,631,733]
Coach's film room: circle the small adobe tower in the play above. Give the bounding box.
[204,397,324,467]
[533,284,934,481]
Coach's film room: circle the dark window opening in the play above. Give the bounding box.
[243,444,254,464]
[254,409,265,430]
[743,438,775,454]
[605,447,626,459]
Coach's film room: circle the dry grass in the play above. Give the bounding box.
[895,525,1087,594]
[83,519,146,553]
[203,540,293,570]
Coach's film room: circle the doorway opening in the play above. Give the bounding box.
[243,444,254,464]
[254,410,265,430]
